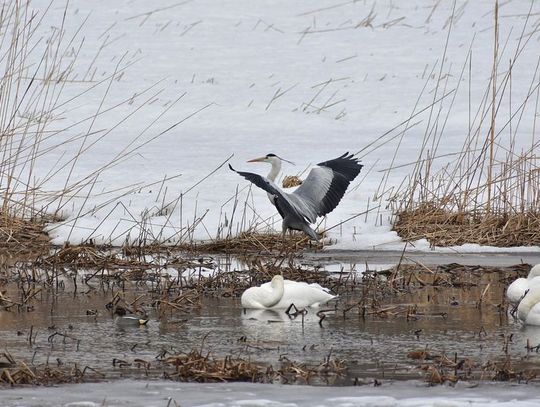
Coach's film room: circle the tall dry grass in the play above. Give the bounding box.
[387,2,540,247]
[0,1,213,251]
[0,0,74,250]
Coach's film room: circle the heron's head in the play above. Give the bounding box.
[247,154,294,165]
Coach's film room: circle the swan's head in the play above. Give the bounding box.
[271,274,284,287]
[528,264,540,280]
[518,286,540,322]
[247,154,294,166]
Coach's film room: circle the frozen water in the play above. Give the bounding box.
[3,380,540,407]
[11,0,539,251]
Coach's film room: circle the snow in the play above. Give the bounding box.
[13,0,540,251]
[3,380,540,407]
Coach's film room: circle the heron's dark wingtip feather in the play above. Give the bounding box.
[310,152,364,217]
[317,152,363,182]
[231,168,277,199]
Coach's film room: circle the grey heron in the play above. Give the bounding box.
[229,152,363,240]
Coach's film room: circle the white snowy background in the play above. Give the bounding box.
[4,2,540,403]
[12,0,540,250]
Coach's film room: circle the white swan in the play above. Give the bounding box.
[241,275,336,309]
[506,264,540,304]
[517,286,540,326]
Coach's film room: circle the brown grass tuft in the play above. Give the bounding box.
[0,212,50,255]
[282,175,303,188]
[393,204,540,247]
[179,231,321,254]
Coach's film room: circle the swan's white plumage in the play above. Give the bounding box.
[517,286,540,326]
[523,303,540,326]
[506,264,540,304]
[507,278,530,303]
[241,275,336,309]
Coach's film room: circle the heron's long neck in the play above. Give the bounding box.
[267,159,281,182]
[263,278,284,308]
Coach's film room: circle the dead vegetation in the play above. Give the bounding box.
[282,175,303,188]
[1,252,537,387]
[0,351,105,385]
[177,231,322,254]
[0,344,346,386]
[407,348,538,385]
[384,3,540,248]
[0,0,213,256]
[393,204,540,247]
[0,214,50,256]
[159,348,346,384]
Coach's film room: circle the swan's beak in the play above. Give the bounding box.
[247,156,266,163]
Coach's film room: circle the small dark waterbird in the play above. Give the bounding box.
[113,306,149,327]
[229,152,363,240]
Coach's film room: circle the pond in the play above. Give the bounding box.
[1,251,539,386]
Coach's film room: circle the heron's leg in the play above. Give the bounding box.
[281,222,288,241]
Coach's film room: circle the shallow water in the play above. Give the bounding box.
[1,257,539,384]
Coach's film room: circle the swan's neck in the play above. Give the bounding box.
[267,158,281,182]
[529,265,540,279]
[518,292,536,321]
[263,277,284,308]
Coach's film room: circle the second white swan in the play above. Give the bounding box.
[507,264,540,304]
[517,285,540,326]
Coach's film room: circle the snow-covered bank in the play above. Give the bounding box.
[4,380,540,407]
[13,0,540,250]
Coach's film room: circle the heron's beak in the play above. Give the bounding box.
[247,156,266,163]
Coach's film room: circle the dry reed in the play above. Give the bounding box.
[386,3,540,247]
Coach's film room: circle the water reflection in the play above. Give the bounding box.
[241,308,289,322]
[1,258,539,382]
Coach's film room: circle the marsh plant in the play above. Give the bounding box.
[388,2,540,247]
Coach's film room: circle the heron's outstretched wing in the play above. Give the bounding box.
[293,152,363,220]
[229,164,300,220]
